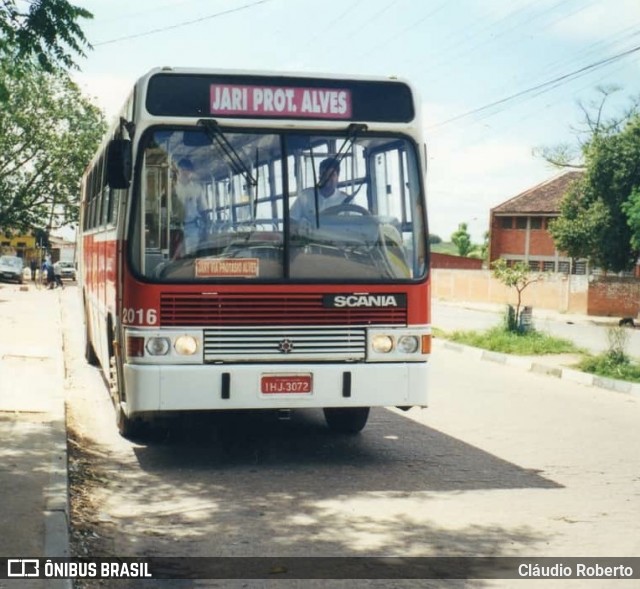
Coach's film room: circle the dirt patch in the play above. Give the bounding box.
[66,409,115,559]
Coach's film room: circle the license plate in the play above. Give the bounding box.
[261,374,312,395]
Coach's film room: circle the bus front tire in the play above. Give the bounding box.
[323,407,370,434]
[84,325,99,366]
[116,405,144,440]
[110,354,141,439]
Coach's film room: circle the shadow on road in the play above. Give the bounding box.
[131,408,560,494]
[67,408,554,572]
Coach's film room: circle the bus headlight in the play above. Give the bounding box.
[367,327,430,361]
[372,334,394,353]
[175,335,198,355]
[146,337,170,356]
[397,335,419,354]
[125,329,203,364]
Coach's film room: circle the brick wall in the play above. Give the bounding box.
[490,216,558,261]
[431,252,483,270]
[489,216,526,260]
[528,228,556,256]
[588,278,640,317]
[491,227,526,257]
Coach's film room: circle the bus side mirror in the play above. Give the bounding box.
[107,139,132,189]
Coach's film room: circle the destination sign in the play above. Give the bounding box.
[210,84,352,119]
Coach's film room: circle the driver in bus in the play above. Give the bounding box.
[174,157,209,254]
[290,158,350,222]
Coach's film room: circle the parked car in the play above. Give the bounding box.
[57,261,76,280]
[0,255,24,284]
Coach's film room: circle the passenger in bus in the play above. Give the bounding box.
[174,157,208,255]
[289,158,350,222]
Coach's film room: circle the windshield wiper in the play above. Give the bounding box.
[316,123,368,189]
[197,119,257,188]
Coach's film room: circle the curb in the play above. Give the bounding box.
[44,289,72,589]
[436,339,640,398]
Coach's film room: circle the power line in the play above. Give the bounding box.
[428,43,640,130]
[98,0,218,24]
[449,31,640,132]
[484,21,639,97]
[291,0,367,62]
[417,0,579,78]
[354,0,449,61]
[444,60,630,151]
[427,22,640,136]
[342,0,397,40]
[93,0,271,46]
[291,0,400,69]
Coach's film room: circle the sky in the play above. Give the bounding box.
[71,0,640,242]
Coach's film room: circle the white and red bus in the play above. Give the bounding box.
[79,67,431,438]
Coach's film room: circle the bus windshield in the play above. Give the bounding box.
[131,126,426,283]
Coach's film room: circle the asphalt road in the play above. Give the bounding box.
[61,287,640,588]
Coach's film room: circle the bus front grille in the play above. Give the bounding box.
[160,292,408,326]
[203,326,366,362]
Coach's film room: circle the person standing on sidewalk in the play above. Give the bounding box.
[43,259,55,289]
[53,261,64,289]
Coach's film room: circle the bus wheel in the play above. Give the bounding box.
[116,404,143,440]
[84,312,99,366]
[110,354,141,439]
[323,407,370,434]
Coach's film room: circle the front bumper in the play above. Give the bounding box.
[122,361,428,416]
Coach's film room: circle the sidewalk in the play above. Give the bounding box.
[432,299,640,398]
[0,282,69,578]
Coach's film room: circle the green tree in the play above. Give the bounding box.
[0,0,92,72]
[467,230,490,260]
[542,88,640,272]
[429,234,442,244]
[622,187,640,251]
[492,258,543,332]
[451,222,473,256]
[0,60,106,232]
[480,229,490,261]
[33,227,50,249]
[548,186,611,265]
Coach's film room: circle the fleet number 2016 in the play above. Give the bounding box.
[122,308,157,325]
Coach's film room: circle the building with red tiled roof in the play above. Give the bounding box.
[489,170,585,273]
